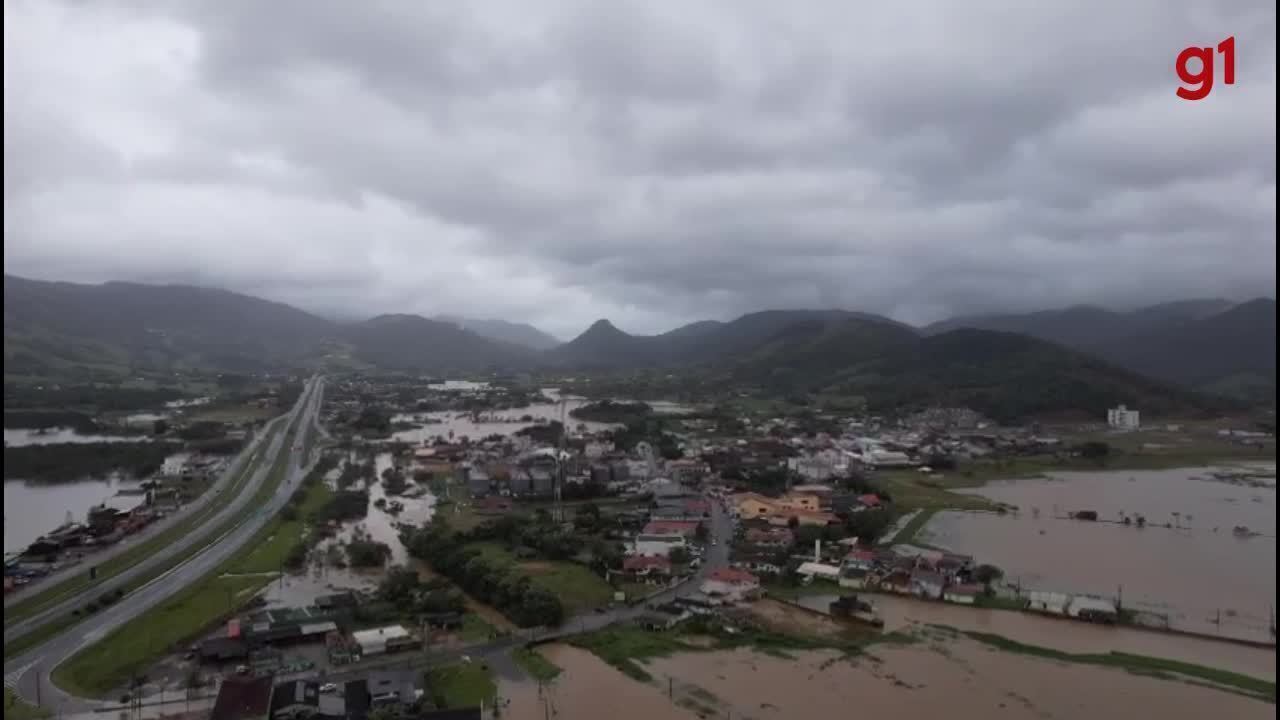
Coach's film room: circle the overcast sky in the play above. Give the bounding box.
[4,1,1275,339]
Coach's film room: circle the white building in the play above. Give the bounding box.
[1107,405,1140,431]
[352,625,412,656]
[631,534,688,558]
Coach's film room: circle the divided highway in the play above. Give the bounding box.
[4,376,326,710]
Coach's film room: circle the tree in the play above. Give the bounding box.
[845,509,892,544]
[1076,441,1110,462]
[669,546,691,565]
[972,564,1004,595]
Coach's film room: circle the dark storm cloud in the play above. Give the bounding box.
[3,0,1275,338]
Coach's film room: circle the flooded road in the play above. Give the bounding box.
[793,593,1276,680]
[922,466,1277,641]
[261,452,436,606]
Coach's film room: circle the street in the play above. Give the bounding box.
[3,377,327,712]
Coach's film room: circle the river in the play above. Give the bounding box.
[919,465,1277,641]
[4,476,146,554]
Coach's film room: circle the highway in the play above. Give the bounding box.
[4,376,327,711]
[5,411,287,631]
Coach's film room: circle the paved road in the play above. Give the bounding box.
[4,416,286,614]
[4,415,290,635]
[4,377,327,711]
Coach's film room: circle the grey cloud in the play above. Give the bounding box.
[3,0,1275,339]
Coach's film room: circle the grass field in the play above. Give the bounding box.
[4,689,49,720]
[512,647,562,682]
[466,542,614,613]
[51,413,313,697]
[426,662,497,710]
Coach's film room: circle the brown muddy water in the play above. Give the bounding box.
[498,645,698,720]
[794,593,1276,680]
[922,465,1277,641]
[261,453,431,606]
[506,640,1271,720]
[642,640,1273,719]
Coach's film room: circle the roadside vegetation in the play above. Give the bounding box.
[426,662,497,711]
[4,688,49,720]
[931,625,1276,704]
[572,616,914,683]
[512,647,562,682]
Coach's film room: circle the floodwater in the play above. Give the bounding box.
[638,640,1273,719]
[4,428,151,446]
[4,476,145,554]
[922,466,1277,641]
[498,644,698,720]
[392,388,693,443]
[262,452,436,605]
[793,593,1276,680]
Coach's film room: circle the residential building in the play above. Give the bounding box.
[211,676,273,720]
[1107,405,1140,431]
[943,584,982,605]
[838,566,869,590]
[351,625,417,657]
[700,568,761,602]
[631,534,688,558]
[620,555,673,582]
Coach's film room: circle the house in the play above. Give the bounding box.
[796,561,841,582]
[838,566,869,590]
[642,520,701,538]
[1027,590,1071,615]
[881,569,912,594]
[351,625,418,657]
[211,676,273,720]
[910,570,946,599]
[1067,595,1119,623]
[700,568,761,602]
[844,549,876,570]
[943,584,982,605]
[465,468,492,497]
[364,669,422,706]
[855,494,882,510]
[631,533,688,558]
[733,492,837,527]
[269,680,338,720]
[744,527,794,548]
[621,555,673,582]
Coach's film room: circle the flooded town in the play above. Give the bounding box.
[6,372,1275,719]
[5,6,1277,716]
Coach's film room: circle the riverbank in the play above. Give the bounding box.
[781,590,1275,680]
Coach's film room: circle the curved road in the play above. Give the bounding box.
[4,376,326,710]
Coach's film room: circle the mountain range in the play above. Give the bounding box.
[4,274,1272,419]
[924,298,1276,401]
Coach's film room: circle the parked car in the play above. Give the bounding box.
[319,683,338,694]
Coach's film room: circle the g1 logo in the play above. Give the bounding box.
[1176,36,1236,101]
